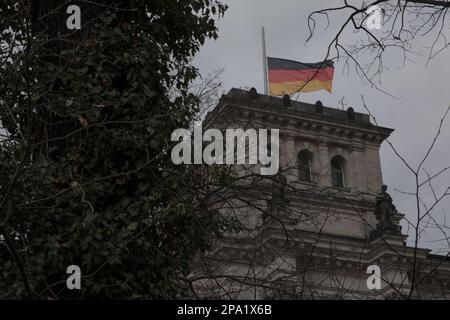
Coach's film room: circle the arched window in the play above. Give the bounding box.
[298,151,312,182]
[331,157,345,188]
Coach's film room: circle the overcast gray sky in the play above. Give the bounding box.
[193,0,450,253]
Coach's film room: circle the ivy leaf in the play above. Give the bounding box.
[127,222,138,231]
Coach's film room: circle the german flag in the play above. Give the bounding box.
[268,57,334,96]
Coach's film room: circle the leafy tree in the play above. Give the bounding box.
[0,0,227,299]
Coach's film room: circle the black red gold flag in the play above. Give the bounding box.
[267,57,334,95]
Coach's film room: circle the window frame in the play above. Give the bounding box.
[298,151,312,183]
[331,157,345,188]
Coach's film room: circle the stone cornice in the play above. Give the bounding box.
[211,229,450,274]
[204,89,394,147]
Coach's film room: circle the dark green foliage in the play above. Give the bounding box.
[0,0,228,299]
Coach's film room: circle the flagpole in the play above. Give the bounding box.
[261,27,268,95]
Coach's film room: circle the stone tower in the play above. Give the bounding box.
[194,88,450,299]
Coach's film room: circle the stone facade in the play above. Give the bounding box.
[192,88,450,299]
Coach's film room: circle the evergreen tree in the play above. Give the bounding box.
[0,0,227,299]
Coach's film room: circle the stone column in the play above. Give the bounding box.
[316,141,330,188]
[284,136,297,183]
[365,145,383,192]
[350,145,367,193]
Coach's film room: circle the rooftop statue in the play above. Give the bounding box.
[374,185,401,233]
